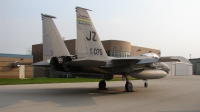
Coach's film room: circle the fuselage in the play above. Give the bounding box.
[72,55,170,80]
[50,53,170,80]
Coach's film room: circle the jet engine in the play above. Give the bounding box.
[50,55,77,71]
[130,69,167,79]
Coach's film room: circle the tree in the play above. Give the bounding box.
[26,46,32,55]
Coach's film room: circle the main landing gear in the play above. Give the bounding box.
[98,80,106,90]
[144,79,148,88]
[124,75,133,92]
[98,75,133,92]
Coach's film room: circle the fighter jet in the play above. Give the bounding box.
[49,6,179,92]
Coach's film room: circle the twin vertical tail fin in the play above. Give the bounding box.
[76,7,108,61]
[41,14,70,60]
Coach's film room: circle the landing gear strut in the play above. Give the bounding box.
[98,80,106,90]
[124,75,133,92]
[125,81,133,92]
[144,79,148,88]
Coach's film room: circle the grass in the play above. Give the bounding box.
[0,78,136,85]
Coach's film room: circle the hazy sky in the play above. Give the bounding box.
[0,0,200,59]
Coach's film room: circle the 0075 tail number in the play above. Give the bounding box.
[90,48,103,55]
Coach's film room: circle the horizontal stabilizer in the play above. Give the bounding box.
[32,59,50,66]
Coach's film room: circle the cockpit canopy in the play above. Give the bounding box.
[141,53,159,59]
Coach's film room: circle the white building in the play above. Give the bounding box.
[165,56,193,76]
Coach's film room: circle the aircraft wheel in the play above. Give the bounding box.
[144,82,148,88]
[99,80,106,89]
[125,81,133,92]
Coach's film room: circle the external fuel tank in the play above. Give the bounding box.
[130,69,167,79]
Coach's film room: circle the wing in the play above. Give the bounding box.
[109,56,179,67]
[158,56,180,62]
